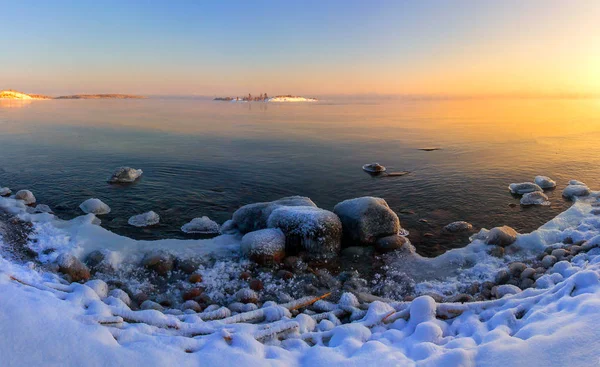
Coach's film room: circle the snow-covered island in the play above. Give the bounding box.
[1,176,600,365]
[214,93,318,103]
[0,89,145,100]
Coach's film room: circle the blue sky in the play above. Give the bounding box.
[1,1,599,96]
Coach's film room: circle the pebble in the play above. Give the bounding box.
[488,246,505,258]
[542,255,557,269]
[140,300,164,311]
[235,288,259,304]
[493,284,521,298]
[182,300,202,312]
[109,289,132,306]
[508,262,527,276]
[486,226,518,247]
[551,249,568,260]
[495,270,511,284]
[276,270,294,280]
[239,271,252,280]
[189,273,203,283]
[519,278,535,289]
[249,279,264,291]
[183,287,203,301]
[520,268,536,279]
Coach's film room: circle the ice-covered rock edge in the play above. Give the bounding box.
[2,193,600,365]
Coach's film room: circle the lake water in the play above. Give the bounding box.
[1,97,599,256]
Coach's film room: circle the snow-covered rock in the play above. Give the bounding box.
[569,179,586,186]
[240,228,286,264]
[0,187,11,196]
[79,198,111,215]
[107,166,143,183]
[520,191,550,206]
[56,253,90,282]
[534,175,556,189]
[508,182,543,195]
[333,196,401,246]
[141,250,174,276]
[128,211,159,227]
[232,196,316,234]
[267,206,342,257]
[563,184,590,199]
[181,216,220,234]
[485,225,518,247]
[15,190,36,205]
[32,204,52,214]
[493,284,522,298]
[443,221,473,233]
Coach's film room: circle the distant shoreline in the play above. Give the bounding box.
[0,90,146,100]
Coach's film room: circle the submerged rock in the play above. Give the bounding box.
[32,204,53,214]
[374,234,407,253]
[443,221,473,233]
[232,196,317,234]
[15,190,36,205]
[56,253,90,282]
[108,166,143,183]
[128,211,160,227]
[79,198,111,215]
[240,228,286,264]
[562,184,590,199]
[508,182,543,195]
[485,226,518,247]
[333,197,401,247]
[0,187,11,196]
[520,191,550,206]
[534,176,556,189]
[181,216,220,234]
[267,206,342,257]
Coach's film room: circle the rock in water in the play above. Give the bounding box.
[0,187,11,196]
[15,190,36,205]
[374,234,407,253]
[267,206,342,258]
[56,253,90,282]
[240,228,286,264]
[181,216,220,234]
[128,211,160,227]
[107,166,143,183]
[508,182,543,195]
[562,183,590,199]
[569,179,586,186]
[79,198,111,215]
[443,221,473,233]
[485,226,518,247]
[32,204,52,214]
[520,191,550,206]
[232,196,317,234]
[534,175,556,189]
[142,251,175,276]
[333,197,401,246]
[362,163,386,174]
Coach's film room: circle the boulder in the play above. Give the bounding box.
[32,204,52,214]
[443,221,473,233]
[128,211,160,227]
[267,206,342,258]
[108,166,143,183]
[485,226,518,247]
[79,198,111,215]
[232,196,316,234]
[141,251,175,276]
[520,192,550,206]
[374,234,407,253]
[562,184,590,199]
[56,253,90,282]
[508,182,542,195]
[534,176,556,189]
[333,197,401,247]
[181,216,220,234]
[240,228,286,264]
[15,190,36,205]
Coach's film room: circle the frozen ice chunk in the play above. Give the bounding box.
[15,190,36,205]
[79,198,111,215]
[534,175,556,189]
[181,216,220,234]
[443,221,473,233]
[128,211,160,227]
[108,166,143,183]
[520,191,550,206]
[0,187,11,196]
[562,184,590,199]
[508,182,542,195]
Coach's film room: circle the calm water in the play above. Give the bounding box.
[1,97,599,256]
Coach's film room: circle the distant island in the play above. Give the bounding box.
[0,89,146,100]
[214,93,317,103]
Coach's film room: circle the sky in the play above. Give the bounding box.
[1,0,599,96]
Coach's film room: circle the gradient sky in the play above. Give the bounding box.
[1,0,599,96]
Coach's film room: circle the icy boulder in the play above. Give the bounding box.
[562,183,590,199]
[520,191,550,206]
[56,253,90,282]
[0,187,11,196]
[107,166,143,183]
[267,206,342,258]
[508,182,543,195]
[15,190,36,205]
[485,225,518,247]
[79,198,111,215]
[443,221,473,233]
[232,196,316,233]
[128,211,160,227]
[534,175,556,189]
[240,228,286,264]
[181,216,220,234]
[333,197,401,246]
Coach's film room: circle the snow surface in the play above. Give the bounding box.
[2,190,600,365]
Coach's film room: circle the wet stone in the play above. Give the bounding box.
[249,279,264,291]
[508,262,527,276]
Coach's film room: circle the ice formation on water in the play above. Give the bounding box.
[107,166,143,183]
[520,191,550,206]
[2,184,600,365]
[563,181,591,199]
[0,187,11,196]
[15,189,36,205]
[534,175,556,189]
[508,182,543,195]
[443,221,473,233]
[79,198,111,215]
[181,216,220,234]
[128,211,160,227]
[362,163,386,174]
